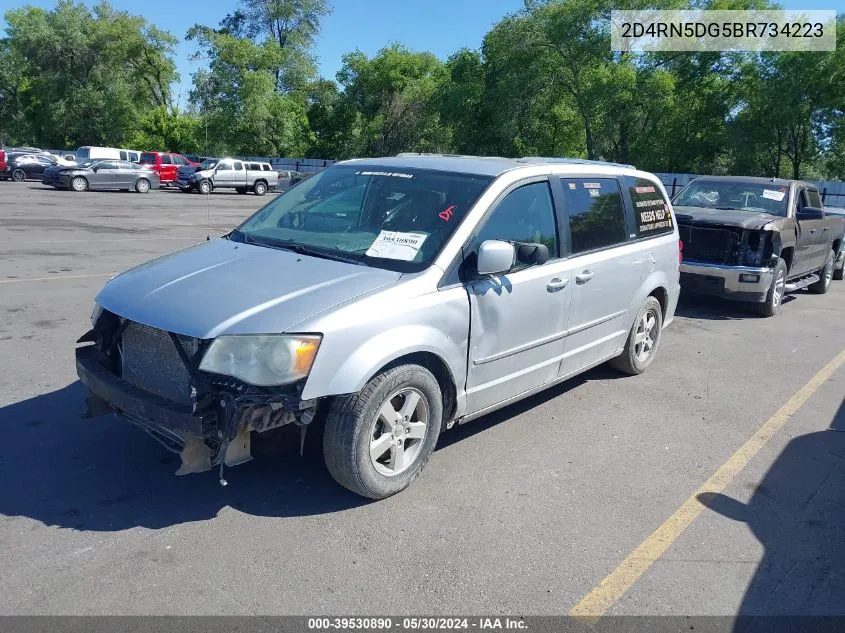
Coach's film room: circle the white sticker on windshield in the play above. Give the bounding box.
[762,189,786,202]
[366,231,428,261]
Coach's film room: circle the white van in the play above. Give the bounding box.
[75,147,140,162]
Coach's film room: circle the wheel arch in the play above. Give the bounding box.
[371,351,458,425]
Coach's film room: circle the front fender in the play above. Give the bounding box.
[301,324,466,401]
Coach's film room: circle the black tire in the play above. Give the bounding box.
[198,180,212,195]
[834,253,844,281]
[253,180,268,196]
[609,296,663,375]
[808,249,834,294]
[11,169,26,182]
[134,178,151,194]
[323,364,443,499]
[235,187,247,195]
[70,176,88,192]
[752,258,787,317]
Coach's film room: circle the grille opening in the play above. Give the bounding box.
[120,322,199,405]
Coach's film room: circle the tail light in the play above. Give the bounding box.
[678,239,683,264]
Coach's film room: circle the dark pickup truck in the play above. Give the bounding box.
[675,176,845,316]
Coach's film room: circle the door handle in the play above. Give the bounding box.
[823,226,829,231]
[576,270,594,284]
[809,227,816,234]
[547,278,569,292]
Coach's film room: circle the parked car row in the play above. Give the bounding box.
[73,154,845,501]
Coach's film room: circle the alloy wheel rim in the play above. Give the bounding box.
[72,178,85,191]
[773,271,785,307]
[369,387,429,477]
[137,179,149,192]
[634,309,658,363]
[12,170,24,182]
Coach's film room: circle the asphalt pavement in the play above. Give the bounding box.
[1,184,843,617]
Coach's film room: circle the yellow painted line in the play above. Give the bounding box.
[569,346,845,620]
[0,272,114,284]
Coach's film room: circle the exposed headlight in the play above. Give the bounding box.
[199,335,321,386]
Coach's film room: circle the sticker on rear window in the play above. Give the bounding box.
[366,231,428,261]
[635,185,655,193]
[583,182,602,189]
[762,189,786,202]
[356,171,413,179]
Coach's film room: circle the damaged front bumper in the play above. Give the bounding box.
[76,334,318,484]
[680,261,773,302]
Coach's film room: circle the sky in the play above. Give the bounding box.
[2,0,843,106]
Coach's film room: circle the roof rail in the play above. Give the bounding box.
[395,152,508,160]
[518,156,636,169]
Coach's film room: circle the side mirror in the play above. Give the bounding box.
[92,165,99,172]
[477,240,515,275]
[797,207,823,220]
[516,243,550,266]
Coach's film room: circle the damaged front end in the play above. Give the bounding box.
[75,309,319,485]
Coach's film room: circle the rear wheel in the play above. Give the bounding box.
[70,176,88,192]
[808,250,834,294]
[134,178,151,193]
[323,364,442,499]
[253,181,267,196]
[834,252,844,281]
[11,169,26,182]
[610,296,663,375]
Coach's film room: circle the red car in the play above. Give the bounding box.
[137,152,198,184]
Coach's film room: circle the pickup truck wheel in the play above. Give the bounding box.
[808,250,834,294]
[753,258,787,317]
[198,180,212,195]
[834,253,844,281]
[323,364,442,499]
[610,296,663,375]
[253,181,268,196]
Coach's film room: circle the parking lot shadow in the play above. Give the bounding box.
[0,367,620,532]
[675,293,797,321]
[0,381,369,531]
[697,397,845,624]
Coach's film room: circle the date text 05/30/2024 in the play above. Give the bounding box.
[307,617,528,630]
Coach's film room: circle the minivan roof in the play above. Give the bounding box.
[338,154,638,177]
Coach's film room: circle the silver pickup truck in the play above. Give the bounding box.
[177,158,279,196]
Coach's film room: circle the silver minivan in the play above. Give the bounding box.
[76,155,681,498]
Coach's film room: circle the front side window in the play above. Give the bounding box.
[160,155,172,165]
[233,161,244,171]
[234,164,493,273]
[469,181,558,263]
[561,178,628,254]
[806,189,822,209]
[216,162,233,171]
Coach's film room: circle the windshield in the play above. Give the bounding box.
[233,164,493,272]
[674,180,789,216]
[199,159,218,169]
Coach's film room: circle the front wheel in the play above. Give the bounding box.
[834,252,844,281]
[808,249,834,294]
[134,178,151,193]
[253,181,267,196]
[610,296,663,375]
[198,180,212,195]
[323,364,443,499]
[70,176,88,192]
[752,258,787,317]
[11,169,26,182]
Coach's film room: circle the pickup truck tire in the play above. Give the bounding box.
[198,180,212,195]
[323,364,443,499]
[253,181,268,196]
[753,258,787,317]
[834,253,844,281]
[610,296,663,375]
[808,250,834,294]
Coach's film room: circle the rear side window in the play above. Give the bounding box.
[262,164,271,171]
[139,152,156,164]
[625,177,673,238]
[77,148,90,159]
[561,178,628,254]
[160,155,172,165]
[119,150,128,161]
[172,155,188,166]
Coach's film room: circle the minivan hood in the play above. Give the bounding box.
[95,239,402,339]
[673,205,782,230]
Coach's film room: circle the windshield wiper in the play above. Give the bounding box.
[230,231,367,266]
